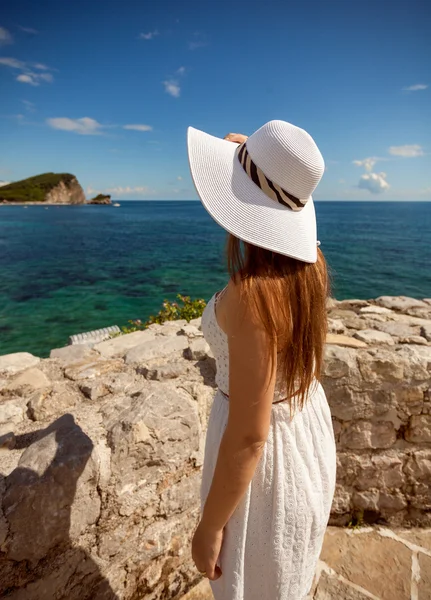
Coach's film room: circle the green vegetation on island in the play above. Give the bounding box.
[88,194,112,205]
[0,173,77,203]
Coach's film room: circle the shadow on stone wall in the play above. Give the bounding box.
[0,414,119,600]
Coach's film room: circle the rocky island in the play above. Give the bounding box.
[0,173,86,205]
[87,193,112,205]
[0,295,430,599]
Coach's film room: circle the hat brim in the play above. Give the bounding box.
[187,126,318,263]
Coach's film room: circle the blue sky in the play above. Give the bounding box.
[0,0,430,200]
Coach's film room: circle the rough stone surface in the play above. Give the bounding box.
[0,352,40,375]
[325,334,367,349]
[94,329,156,358]
[125,335,188,364]
[5,368,51,395]
[319,529,411,600]
[421,323,431,342]
[50,344,99,364]
[185,338,211,361]
[376,295,429,312]
[1,297,430,599]
[360,305,394,315]
[353,329,395,346]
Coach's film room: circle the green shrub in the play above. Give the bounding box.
[122,294,206,333]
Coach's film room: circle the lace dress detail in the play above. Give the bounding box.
[200,291,337,600]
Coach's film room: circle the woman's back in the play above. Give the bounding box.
[201,288,336,599]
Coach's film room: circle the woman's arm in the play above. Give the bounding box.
[192,280,276,578]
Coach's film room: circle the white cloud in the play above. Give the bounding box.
[16,71,52,86]
[0,180,11,187]
[47,117,105,135]
[86,186,99,196]
[358,172,390,194]
[123,124,152,132]
[105,186,150,196]
[177,176,182,181]
[0,27,13,46]
[19,26,38,34]
[39,72,53,82]
[176,66,185,75]
[139,30,159,40]
[0,56,54,85]
[163,79,180,97]
[352,157,379,172]
[403,84,428,92]
[0,57,25,69]
[389,144,424,157]
[33,63,50,70]
[17,73,38,86]
[22,99,36,112]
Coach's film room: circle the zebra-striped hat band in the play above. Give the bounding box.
[237,143,306,212]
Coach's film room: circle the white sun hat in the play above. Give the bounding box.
[187,119,325,263]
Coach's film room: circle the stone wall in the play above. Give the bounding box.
[323,296,431,526]
[0,295,430,599]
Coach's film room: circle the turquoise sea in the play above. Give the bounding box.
[1,200,430,357]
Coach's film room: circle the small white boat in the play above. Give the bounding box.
[113,203,121,207]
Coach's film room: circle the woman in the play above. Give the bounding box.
[188,120,336,600]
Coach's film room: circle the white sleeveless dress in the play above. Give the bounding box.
[200,291,337,600]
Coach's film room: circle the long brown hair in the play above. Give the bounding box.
[226,234,329,410]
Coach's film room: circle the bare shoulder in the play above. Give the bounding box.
[223,278,265,339]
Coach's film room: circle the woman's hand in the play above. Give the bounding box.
[192,519,223,581]
[224,133,248,144]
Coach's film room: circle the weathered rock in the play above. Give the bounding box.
[184,338,211,361]
[319,529,412,600]
[357,349,405,383]
[399,335,429,345]
[313,570,372,600]
[378,491,407,512]
[352,490,379,512]
[3,414,99,562]
[180,324,203,338]
[323,345,358,378]
[374,321,420,338]
[0,352,40,375]
[327,318,346,334]
[94,330,156,358]
[125,336,188,364]
[189,317,202,329]
[353,329,395,346]
[340,420,396,449]
[325,334,367,348]
[331,485,351,514]
[5,368,51,395]
[0,398,27,434]
[376,295,429,312]
[26,384,82,422]
[64,358,124,381]
[337,299,370,309]
[421,323,431,342]
[140,362,190,381]
[360,305,393,315]
[50,344,99,364]
[405,415,431,443]
[79,381,109,400]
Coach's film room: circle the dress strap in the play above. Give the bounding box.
[214,285,228,307]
